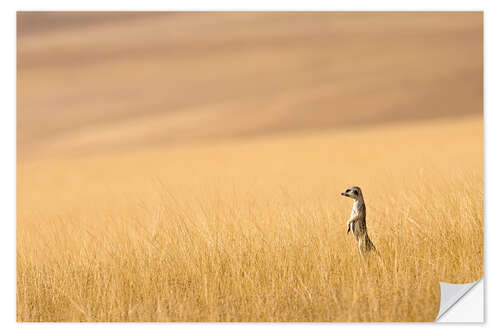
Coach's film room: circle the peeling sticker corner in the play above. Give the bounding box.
[436,278,483,322]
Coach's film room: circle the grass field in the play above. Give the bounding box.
[17,115,483,321]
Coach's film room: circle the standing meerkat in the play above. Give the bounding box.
[341,186,377,256]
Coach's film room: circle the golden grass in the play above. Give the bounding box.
[17,116,483,321]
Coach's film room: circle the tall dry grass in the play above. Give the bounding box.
[17,116,483,321]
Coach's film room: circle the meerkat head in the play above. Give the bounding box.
[341,186,362,200]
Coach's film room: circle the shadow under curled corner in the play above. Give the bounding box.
[435,278,483,322]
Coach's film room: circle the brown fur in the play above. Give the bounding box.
[342,186,377,256]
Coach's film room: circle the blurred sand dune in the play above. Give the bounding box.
[17,12,483,159]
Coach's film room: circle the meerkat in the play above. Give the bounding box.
[341,186,377,256]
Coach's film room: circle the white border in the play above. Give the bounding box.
[3,1,497,331]
[7,1,488,11]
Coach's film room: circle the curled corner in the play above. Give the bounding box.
[435,279,482,321]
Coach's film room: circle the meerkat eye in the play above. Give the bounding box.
[346,189,351,192]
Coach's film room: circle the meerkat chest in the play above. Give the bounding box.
[350,200,365,220]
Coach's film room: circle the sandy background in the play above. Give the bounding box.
[17,12,482,160]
